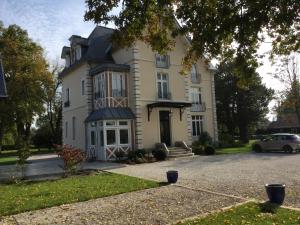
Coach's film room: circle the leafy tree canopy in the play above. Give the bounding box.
[216,58,274,142]
[0,22,53,149]
[85,0,300,74]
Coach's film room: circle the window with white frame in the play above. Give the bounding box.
[104,120,130,146]
[65,121,68,138]
[112,73,126,97]
[65,88,70,102]
[94,73,106,99]
[72,116,76,140]
[157,73,169,99]
[81,80,85,95]
[90,130,96,145]
[155,54,169,68]
[75,46,81,60]
[192,115,204,136]
[190,87,202,104]
[65,55,70,67]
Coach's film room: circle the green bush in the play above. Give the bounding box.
[204,146,215,155]
[192,145,204,155]
[115,150,126,161]
[152,149,167,161]
[199,132,213,146]
[1,145,18,151]
[127,149,146,163]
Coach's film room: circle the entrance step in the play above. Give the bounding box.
[168,152,195,158]
[167,147,194,158]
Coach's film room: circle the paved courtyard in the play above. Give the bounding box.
[110,152,300,207]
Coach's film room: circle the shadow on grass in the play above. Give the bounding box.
[259,201,280,214]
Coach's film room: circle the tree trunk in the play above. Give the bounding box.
[0,126,4,152]
[239,124,249,143]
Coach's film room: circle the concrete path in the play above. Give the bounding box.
[1,185,244,225]
[0,154,124,181]
[109,153,300,208]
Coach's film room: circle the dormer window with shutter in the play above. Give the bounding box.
[155,54,169,68]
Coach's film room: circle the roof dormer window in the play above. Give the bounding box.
[65,55,70,67]
[75,46,81,61]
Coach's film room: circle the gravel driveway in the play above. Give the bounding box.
[110,153,300,207]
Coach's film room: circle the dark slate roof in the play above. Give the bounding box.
[85,107,136,122]
[268,114,300,129]
[0,60,7,98]
[59,26,116,78]
[90,63,130,75]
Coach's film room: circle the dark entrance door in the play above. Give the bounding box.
[159,111,171,146]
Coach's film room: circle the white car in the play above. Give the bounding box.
[252,133,300,153]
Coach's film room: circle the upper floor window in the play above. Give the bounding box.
[192,115,204,137]
[157,73,169,99]
[65,121,68,138]
[191,64,200,83]
[65,55,70,67]
[190,87,202,104]
[112,73,126,97]
[64,88,70,107]
[155,54,169,68]
[75,46,81,60]
[72,116,76,140]
[81,80,85,96]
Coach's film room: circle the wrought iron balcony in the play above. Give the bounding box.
[157,92,172,101]
[190,102,206,112]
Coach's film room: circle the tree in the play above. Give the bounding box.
[273,53,300,123]
[84,0,300,75]
[35,62,62,147]
[216,59,274,143]
[0,23,53,159]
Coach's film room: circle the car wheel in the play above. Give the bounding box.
[283,145,293,153]
[253,145,262,153]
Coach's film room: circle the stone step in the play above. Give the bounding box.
[168,153,195,158]
[168,148,189,153]
[168,150,191,155]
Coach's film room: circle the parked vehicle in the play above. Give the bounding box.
[252,133,300,153]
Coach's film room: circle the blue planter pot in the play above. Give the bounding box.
[167,170,178,183]
[265,184,285,204]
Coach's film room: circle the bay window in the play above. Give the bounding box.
[112,73,126,97]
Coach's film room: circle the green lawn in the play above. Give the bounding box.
[0,172,160,216]
[179,202,300,225]
[0,148,55,166]
[216,141,255,155]
[0,156,18,166]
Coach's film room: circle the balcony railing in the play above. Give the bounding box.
[64,101,70,107]
[157,92,172,101]
[190,102,206,112]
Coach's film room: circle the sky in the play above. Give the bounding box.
[0,0,284,119]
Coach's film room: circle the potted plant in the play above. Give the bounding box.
[265,183,285,204]
[166,170,178,183]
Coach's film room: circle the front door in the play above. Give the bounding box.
[159,111,171,146]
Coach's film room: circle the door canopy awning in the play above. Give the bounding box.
[147,101,192,121]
